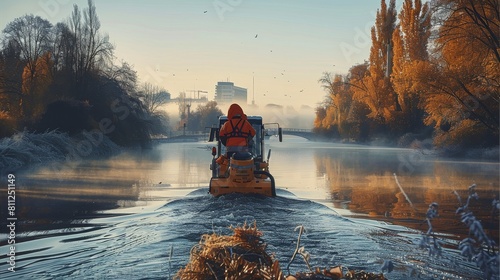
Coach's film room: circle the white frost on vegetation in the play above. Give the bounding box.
[0,130,120,173]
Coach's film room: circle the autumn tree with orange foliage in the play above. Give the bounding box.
[316,0,498,150]
[349,0,399,137]
[316,0,401,141]
[316,72,351,138]
[416,0,499,149]
[390,0,431,132]
[316,68,370,141]
[21,52,54,119]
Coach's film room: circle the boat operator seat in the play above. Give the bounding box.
[231,152,253,161]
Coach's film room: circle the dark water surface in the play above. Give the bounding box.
[1,137,498,279]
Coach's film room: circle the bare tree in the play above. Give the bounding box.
[52,22,75,74]
[104,61,137,95]
[82,0,113,73]
[2,14,52,117]
[68,0,113,88]
[68,4,83,83]
[2,15,52,73]
[138,82,170,114]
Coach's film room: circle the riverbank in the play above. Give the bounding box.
[0,130,121,175]
[350,135,499,161]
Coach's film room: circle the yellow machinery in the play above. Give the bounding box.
[208,116,282,197]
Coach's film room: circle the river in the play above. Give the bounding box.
[1,136,498,279]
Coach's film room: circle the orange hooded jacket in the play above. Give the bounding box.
[219,104,256,148]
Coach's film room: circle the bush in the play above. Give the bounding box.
[434,119,498,151]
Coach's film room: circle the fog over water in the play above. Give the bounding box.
[160,101,316,131]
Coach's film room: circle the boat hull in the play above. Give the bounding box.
[209,171,276,197]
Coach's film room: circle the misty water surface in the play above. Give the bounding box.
[0,136,498,279]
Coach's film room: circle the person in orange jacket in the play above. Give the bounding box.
[219,103,256,155]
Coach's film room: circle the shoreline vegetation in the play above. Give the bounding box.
[0,0,171,164]
[313,0,498,154]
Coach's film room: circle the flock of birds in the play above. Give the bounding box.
[163,9,319,101]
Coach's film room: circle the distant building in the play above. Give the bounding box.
[215,82,247,104]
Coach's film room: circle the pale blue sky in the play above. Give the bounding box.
[0,1,400,108]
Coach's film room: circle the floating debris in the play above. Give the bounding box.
[174,222,388,280]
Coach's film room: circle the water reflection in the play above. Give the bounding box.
[3,157,149,234]
[0,143,215,236]
[153,143,213,187]
[314,148,499,241]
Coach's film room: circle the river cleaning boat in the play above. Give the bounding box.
[207,116,282,197]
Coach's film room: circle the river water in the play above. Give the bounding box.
[1,136,498,279]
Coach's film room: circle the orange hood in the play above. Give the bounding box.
[227,103,244,119]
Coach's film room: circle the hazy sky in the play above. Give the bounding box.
[0,0,397,108]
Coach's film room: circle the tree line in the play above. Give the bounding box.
[176,99,223,132]
[0,0,171,148]
[314,0,499,154]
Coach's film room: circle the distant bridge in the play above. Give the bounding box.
[154,128,319,143]
[274,128,317,141]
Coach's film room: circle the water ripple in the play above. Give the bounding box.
[0,188,485,279]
